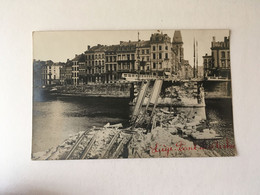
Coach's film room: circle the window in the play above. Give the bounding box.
[165,53,168,59]
[165,46,168,50]
[147,66,150,70]
[221,51,225,58]
[153,53,156,59]
[142,50,145,54]
[153,46,156,51]
[153,63,156,69]
[221,60,226,68]
[159,45,162,50]
[159,53,162,59]
[159,63,162,69]
[146,49,149,54]
[147,56,150,61]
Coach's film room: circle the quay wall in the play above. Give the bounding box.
[203,80,232,99]
[54,83,132,98]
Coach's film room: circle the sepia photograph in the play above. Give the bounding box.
[32,30,236,160]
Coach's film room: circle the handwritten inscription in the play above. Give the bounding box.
[150,138,235,156]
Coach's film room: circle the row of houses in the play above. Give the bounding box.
[34,31,194,86]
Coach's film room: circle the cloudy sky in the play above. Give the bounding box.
[33,29,229,67]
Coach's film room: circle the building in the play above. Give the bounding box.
[203,36,230,79]
[85,46,95,83]
[150,33,172,76]
[136,40,151,74]
[117,41,136,79]
[179,60,193,80]
[72,54,85,86]
[40,60,63,85]
[105,45,119,83]
[40,30,193,86]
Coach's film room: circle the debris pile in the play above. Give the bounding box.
[128,127,221,158]
[132,81,204,107]
[32,124,131,160]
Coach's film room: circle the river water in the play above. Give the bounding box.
[32,95,130,153]
[32,94,235,156]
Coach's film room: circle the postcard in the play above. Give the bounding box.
[32,30,236,160]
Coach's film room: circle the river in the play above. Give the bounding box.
[32,95,130,153]
[32,94,235,156]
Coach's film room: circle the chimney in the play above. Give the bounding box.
[120,41,123,44]
[88,45,90,50]
[224,36,228,42]
[212,36,216,42]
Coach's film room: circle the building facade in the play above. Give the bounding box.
[36,31,195,86]
[150,33,172,76]
[203,36,230,79]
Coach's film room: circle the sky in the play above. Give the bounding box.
[33,30,229,67]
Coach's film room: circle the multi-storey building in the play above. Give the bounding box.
[136,40,151,74]
[85,47,95,83]
[203,36,230,79]
[117,41,136,79]
[40,60,63,85]
[93,45,106,83]
[202,54,212,78]
[150,33,172,76]
[72,54,85,85]
[105,45,118,83]
[59,31,192,85]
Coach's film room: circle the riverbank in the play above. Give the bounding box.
[50,83,131,98]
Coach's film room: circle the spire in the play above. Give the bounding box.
[193,38,196,78]
[196,41,198,78]
[173,30,183,44]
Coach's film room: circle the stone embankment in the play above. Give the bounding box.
[51,83,132,98]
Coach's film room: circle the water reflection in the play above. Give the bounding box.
[32,96,130,153]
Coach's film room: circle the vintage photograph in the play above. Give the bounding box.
[32,30,236,160]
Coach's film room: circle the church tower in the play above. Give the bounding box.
[172,30,184,63]
[172,30,184,75]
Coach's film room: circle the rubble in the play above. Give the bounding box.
[32,126,131,160]
[128,127,221,158]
